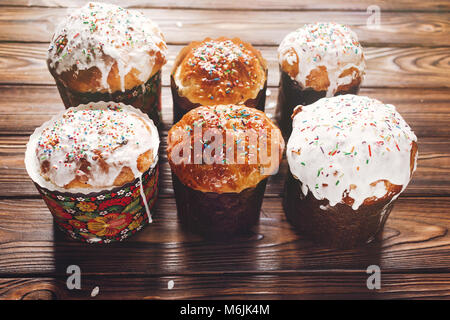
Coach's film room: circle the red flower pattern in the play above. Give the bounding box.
[38,165,158,243]
[98,197,132,211]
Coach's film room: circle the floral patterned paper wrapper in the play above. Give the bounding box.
[34,165,159,244]
[53,71,163,128]
[275,69,360,138]
[170,73,267,124]
[25,102,160,244]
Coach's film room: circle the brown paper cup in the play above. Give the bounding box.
[34,165,159,244]
[53,71,163,128]
[170,75,267,124]
[172,174,267,239]
[283,171,394,248]
[275,69,360,138]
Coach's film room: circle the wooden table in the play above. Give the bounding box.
[0,0,449,300]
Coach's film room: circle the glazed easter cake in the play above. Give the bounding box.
[276,22,365,137]
[47,2,167,126]
[284,95,418,247]
[25,102,160,243]
[167,104,284,238]
[171,37,267,123]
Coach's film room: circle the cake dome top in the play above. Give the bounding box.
[278,22,365,96]
[173,37,267,106]
[167,104,284,193]
[287,94,418,210]
[48,2,167,92]
[26,101,159,192]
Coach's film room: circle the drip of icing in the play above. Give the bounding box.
[48,2,167,92]
[278,22,365,97]
[139,174,152,223]
[25,101,159,193]
[286,95,417,210]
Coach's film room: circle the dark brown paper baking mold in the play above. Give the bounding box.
[51,70,163,128]
[172,173,267,239]
[275,69,360,138]
[283,171,394,248]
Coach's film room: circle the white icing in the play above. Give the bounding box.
[139,175,152,223]
[25,101,159,194]
[287,95,417,210]
[278,23,365,96]
[174,66,187,91]
[48,2,167,92]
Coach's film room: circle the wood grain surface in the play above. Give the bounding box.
[0,133,448,198]
[0,0,449,300]
[0,8,449,46]
[1,0,449,11]
[1,273,450,300]
[0,197,449,276]
[1,44,449,88]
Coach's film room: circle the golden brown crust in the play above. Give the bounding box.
[291,105,303,119]
[305,66,330,92]
[64,161,152,189]
[137,149,154,173]
[37,106,157,190]
[342,144,418,207]
[336,67,363,93]
[301,65,362,93]
[342,180,402,207]
[172,37,267,106]
[167,105,284,193]
[47,2,168,95]
[410,141,418,176]
[280,47,299,79]
[281,63,362,93]
[113,166,135,187]
[57,149,154,189]
[278,23,365,95]
[52,50,166,93]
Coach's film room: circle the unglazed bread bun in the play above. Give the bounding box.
[173,37,267,106]
[278,23,365,97]
[287,95,418,210]
[47,2,167,93]
[167,105,284,193]
[25,102,159,191]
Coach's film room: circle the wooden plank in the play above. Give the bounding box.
[1,43,449,88]
[0,8,449,46]
[0,129,448,197]
[1,273,450,300]
[1,0,448,12]
[0,197,448,275]
[0,85,448,137]
[0,0,447,302]
[0,87,448,198]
